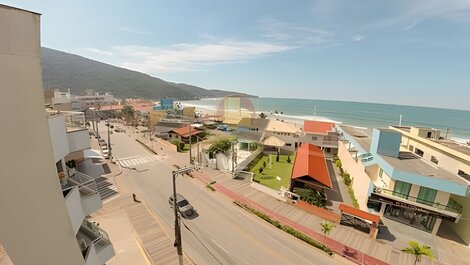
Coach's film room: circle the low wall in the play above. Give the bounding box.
[338,141,371,210]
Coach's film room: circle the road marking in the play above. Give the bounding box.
[211,239,230,255]
[117,154,159,169]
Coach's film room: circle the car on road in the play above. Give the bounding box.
[169,193,196,219]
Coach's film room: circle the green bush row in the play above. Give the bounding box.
[333,157,358,208]
[235,202,333,256]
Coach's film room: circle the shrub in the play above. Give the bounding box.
[258,167,264,174]
[263,161,267,168]
[335,159,342,168]
[343,173,352,186]
[234,202,333,256]
[206,184,216,191]
[287,155,292,163]
[348,186,359,208]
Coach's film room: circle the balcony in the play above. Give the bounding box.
[78,220,115,265]
[47,110,86,130]
[373,187,462,216]
[67,128,90,153]
[62,186,85,234]
[66,168,102,215]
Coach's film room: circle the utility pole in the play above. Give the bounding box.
[189,124,192,164]
[106,121,112,158]
[172,166,195,265]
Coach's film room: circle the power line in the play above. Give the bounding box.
[181,220,224,265]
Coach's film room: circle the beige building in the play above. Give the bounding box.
[0,4,114,265]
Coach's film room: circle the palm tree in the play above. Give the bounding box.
[320,221,335,245]
[401,240,434,265]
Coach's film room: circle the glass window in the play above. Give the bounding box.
[393,180,411,199]
[417,187,437,206]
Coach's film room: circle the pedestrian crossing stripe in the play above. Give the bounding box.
[117,155,159,168]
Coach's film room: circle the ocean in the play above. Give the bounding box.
[182,97,470,140]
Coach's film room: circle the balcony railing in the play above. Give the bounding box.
[47,110,86,129]
[374,187,463,214]
[81,220,112,250]
[65,168,98,199]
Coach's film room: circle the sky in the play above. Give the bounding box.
[4,0,470,110]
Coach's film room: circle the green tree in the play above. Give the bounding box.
[401,241,434,265]
[208,139,231,157]
[122,105,135,124]
[320,221,335,245]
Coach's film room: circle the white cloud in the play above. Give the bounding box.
[84,40,295,73]
[81,48,113,56]
[403,0,470,22]
[257,19,339,48]
[352,35,364,42]
[118,27,151,34]
[403,20,419,31]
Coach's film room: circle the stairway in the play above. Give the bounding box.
[94,176,119,201]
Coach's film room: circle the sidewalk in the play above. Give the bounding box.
[193,169,391,265]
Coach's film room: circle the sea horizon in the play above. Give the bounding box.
[182,97,470,140]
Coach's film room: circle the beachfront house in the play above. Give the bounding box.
[235,117,269,151]
[337,125,470,242]
[300,120,339,157]
[263,119,301,153]
[168,125,203,143]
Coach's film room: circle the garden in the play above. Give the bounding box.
[249,153,295,190]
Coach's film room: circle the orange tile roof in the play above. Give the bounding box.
[291,143,332,188]
[99,105,123,111]
[339,203,380,223]
[304,120,335,134]
[171,125,202,138]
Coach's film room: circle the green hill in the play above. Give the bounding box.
[41,47,254,100]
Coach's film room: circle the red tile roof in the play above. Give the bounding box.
[339,204,380,223]
[291,143,332,188]
[170,125,202,138]
[304,120,335,134]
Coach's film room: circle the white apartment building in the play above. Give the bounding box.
[0,4,114,264]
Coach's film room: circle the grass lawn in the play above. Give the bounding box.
[250,154,295,190]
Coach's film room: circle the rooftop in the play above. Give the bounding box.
[237,117,269,130]
[170,125,202,138]
[291,143,332,188]
[381,152,469,185]
[430,139,470,156]
[303,120,335,134]
[339,125,372,152]
[265,119,299,134]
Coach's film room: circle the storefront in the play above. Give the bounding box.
[368,193,459,234]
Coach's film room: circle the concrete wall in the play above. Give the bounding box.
[370,129,401,158]
[67,129,91,153]
[48,115,70,162]
[338,141,370,210]
[0,6,85,265]
[449,195,470,245]
[403,137,470,177]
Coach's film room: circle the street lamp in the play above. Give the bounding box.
[172,165,196,265]
[105,121,114,158]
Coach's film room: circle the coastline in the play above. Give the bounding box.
[181,99,469,144]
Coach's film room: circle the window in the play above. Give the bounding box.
[415,148,424,157]
[312,136,318,141]
[409,145,414,151]
[458,170,470,181]
[393,180,411,199]
[426,132,432,138]
[431,156,439,165]
[417,187,437,206]
[286,143,292,146]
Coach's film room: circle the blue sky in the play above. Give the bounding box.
[5,0,470,110]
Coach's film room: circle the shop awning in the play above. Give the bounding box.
[339,203,380,224]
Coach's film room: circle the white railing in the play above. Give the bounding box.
[81,220,112,250]
[279,186,300,202]
[235,147,262,171]
[66,168,98,198]
[47,110,86,128]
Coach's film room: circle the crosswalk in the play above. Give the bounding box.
[117,154,160,169]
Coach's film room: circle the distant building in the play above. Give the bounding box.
[300,120,339,156]
[168,125,203,143]
[263,119,301,152]
[44,89,81,111]
[77,92,116,109]
[154,98,174,110]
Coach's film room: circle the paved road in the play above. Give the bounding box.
[102,122,340,265]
